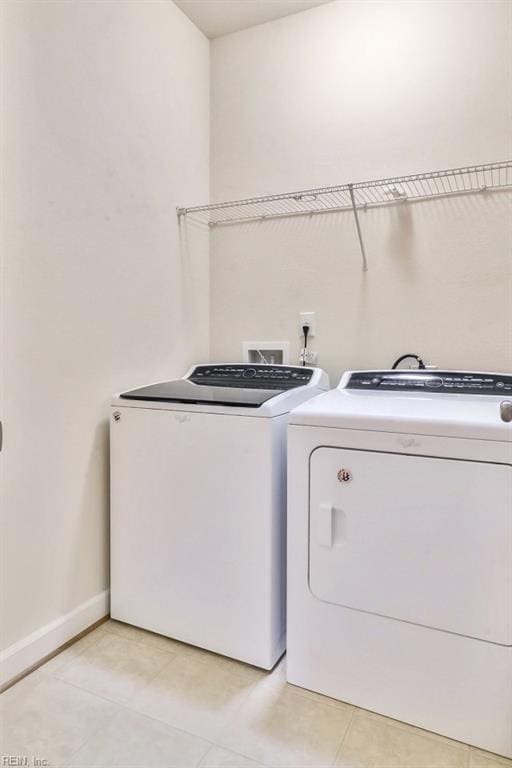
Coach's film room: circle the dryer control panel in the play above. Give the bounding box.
[189,364,313,390]
[346,371,512,395]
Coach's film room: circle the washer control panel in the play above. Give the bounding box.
[189,364,314,390]
[347,371,512,395]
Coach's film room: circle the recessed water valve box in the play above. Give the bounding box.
[242,341,290,365]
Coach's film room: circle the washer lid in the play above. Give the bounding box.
[289,370,512,441]
[119,364,317,408]
[120,379,282,408]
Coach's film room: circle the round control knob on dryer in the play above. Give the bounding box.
[425,377,443,388]
[243,368,256,378]
[371,377,381,385]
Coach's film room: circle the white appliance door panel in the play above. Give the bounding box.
[309,448,512,645]
[111,406,282,664]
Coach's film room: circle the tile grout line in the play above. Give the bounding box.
[348,705,474,753]
[131,653,261,747]
[210,663,276,755]
[198,743,262,768]
[211,673,357,768]
[467,746,512,768]
[192,672,264,759]
[104,625,188,652]
[104,623,265,686]
[49,672,259,758]
[283,681,358,713]
[37,626,110,679]
[331,704,358,766]
[331,706,476,768]
[41,629,175,694]
[56,692,122,768]
[56,675,218,766]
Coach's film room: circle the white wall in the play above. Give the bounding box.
[210,0,512,382]
[0,0,209,665]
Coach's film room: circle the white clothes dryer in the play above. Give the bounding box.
[287,369,512,757]
[110,363,329,670]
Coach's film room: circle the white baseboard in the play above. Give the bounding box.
[0,590,110,688]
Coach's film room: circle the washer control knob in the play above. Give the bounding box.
[500,401,512,423]
[243,368,256,378]
[371,377,382,385]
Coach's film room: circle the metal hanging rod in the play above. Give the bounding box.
[177,161,512,271]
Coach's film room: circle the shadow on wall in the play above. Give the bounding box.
[65,418,110,608]
[178,216,210,364]
[386,202,416,275]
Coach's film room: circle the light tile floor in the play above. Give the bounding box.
[0,619,510,768]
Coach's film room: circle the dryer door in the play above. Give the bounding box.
[309,447,512,645]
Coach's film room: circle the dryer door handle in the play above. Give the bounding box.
[318,503,333,547]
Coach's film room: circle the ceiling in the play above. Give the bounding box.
[174,0,333,39]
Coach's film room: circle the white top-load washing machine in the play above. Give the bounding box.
[287,369,512,757]
[110,363,328,670]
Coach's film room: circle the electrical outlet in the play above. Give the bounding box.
[299,311,316,337]
[298,350,318,366]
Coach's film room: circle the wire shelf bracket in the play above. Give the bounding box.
[177,161,512,271]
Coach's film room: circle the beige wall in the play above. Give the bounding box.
[210,0,512,382]
[0,0,209,652]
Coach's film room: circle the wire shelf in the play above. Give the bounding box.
[177,161,512,271]
[177,161,512,226]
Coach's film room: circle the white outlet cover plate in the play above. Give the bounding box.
[300,312,316,337]
[299,350,318,365]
